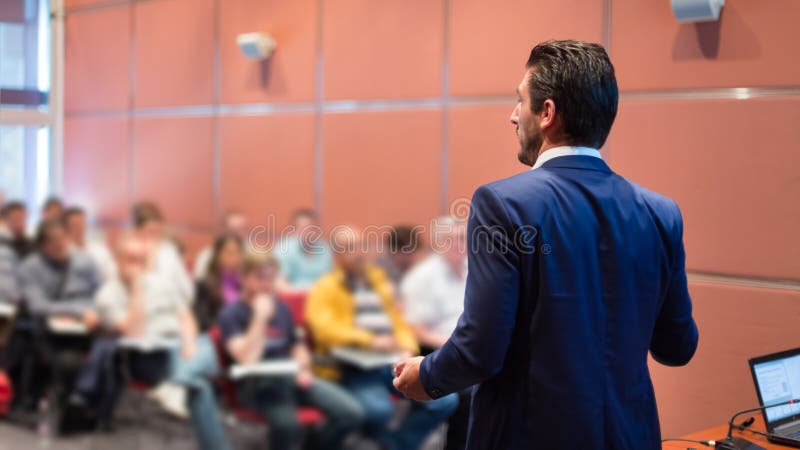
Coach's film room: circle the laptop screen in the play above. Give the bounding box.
[753,353,800,423]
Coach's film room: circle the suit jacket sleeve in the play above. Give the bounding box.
[419,184,521,398]
[649,204,699,367]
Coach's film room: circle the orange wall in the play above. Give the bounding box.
[62,0,800,437]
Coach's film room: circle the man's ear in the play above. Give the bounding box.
[539,99,557,131]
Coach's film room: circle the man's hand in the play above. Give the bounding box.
[181,338,197,360]
[296,368,314,390]
[253,294,275,321]
[83,309,100,330]
[392,356,432,402]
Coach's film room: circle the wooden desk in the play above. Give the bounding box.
[663,416,793,449]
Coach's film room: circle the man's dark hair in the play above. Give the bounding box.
[132,201,164,228]
[291,208,317,223]
[526,40,618,149]
[385,225,420,253]
[36,218,65,246]
[1,201,26,218]
[62,206,85,225]
[43,196,63,210]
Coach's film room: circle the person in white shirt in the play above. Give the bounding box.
[401,216,467,352]
[62,207,117,282]
[132,201,194,304]
[400,216,469,450]
[193,209,249,280]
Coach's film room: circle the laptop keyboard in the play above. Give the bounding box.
[780,427,800,440]
[785,429,800,439]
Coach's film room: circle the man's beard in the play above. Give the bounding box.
[517,128,543,166]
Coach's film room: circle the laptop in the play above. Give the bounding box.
[749,347,800,448]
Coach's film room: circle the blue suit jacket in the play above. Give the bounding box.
[420,155,699,450]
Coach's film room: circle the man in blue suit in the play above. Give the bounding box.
[393,40,699,449]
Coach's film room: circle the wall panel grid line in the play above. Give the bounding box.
[687,272,800,293]
[65,87,800,120]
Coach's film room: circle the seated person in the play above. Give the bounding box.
[0,241,18,304]
[219,255,364,450]
[18,218,100,331]
[374,224,423,289]
[0,201,35,260]
[193,209,248,280]
[275,209,332,291]
[0,241,19,355]
[132,201,194,304]
[401,216,469,450]
[194,234,243,332]
[63,206,117,282]
[306,225,457,450]
[94,233,230,450]
[15,219,101,421]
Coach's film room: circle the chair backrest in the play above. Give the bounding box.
[278,291,307,327]
[0,370,13,416]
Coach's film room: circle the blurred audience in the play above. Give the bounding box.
[194,234,244,332]
[219,255,364,450]
[374,225,423,288]
[0,194,472,448]
[93,233,229,450]
[194,209,249,280]
[62,207,117,282]
[131,202,194,304]
[0,201,34,259]
[275,209,332,291]
[401,216,469,450]
[306,225,457,450]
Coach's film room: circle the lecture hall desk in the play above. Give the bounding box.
[662,416,792,449]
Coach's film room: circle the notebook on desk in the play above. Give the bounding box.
[331,347,402,370]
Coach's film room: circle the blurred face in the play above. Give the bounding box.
[510,70,543,167]
[392,251,417,272]
[217,239,243,272]
[441,222,467,267]
[118,238,148,282]
[294,215,314,235]
[224,214,248,239]
[137,219,163,243]
[333,228,366,274]
[43,203,63,221]
[6,208,26,236]
[297,216,323,250]
[243,264,277,298]
[42,226,70,262]
[65,213,87,243]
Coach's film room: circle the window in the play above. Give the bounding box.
[0,0,58,217]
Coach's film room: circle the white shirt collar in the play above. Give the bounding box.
[531,146,602,170]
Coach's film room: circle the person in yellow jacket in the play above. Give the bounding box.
[306,225,457,450]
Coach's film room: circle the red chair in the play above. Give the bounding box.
[207,327,324,426]
[278,291,309,328]
[0,371,13,416]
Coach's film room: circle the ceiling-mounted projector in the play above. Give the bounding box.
[237,32,277,60]
[671,0,724,23]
